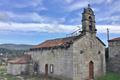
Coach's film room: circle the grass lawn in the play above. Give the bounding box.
[21,75,62,80]
[96,72,120,80]
[21,75,46,80]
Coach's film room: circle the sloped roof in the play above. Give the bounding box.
[8,54,31,64]
[109,37,120,42]
[96,37,106,46]
[30,34,105,50]
[30,34,84,50]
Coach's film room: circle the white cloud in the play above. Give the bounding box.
[97,25,120,33]
[0,11,61,23]
[64,0,74,4]
[0,11,43,22]
[0,22,77,33]
[65,0,110,12]
[0,22,119,34]
[97,16,120,22]
[107,0,113,3]
[90,0,104,4]
[98,0,120,16]
[0,12,10,22]
[12,0,43,8]
[109,0,120,14]
[67,1,88,12]
[14,12,43,22]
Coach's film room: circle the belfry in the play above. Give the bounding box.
[82,4,97,34]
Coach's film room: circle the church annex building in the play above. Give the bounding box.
[7,5,106,80]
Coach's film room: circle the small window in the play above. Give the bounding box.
[98,51,101,54]
[80,50,83,54]
[89,25,92,31]
[89,16,92,21]
[50,64,54,73]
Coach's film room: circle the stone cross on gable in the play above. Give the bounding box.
[88,4,91,8]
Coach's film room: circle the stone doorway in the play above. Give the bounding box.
[45,64,48,76]
[34,62,39,74]
[89,61,94,80]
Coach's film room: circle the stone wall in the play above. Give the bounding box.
[107,54,120,73]
[73,33,106,80]
[107,41,120,73]
[7,63,27,75]
[109,41,120,58]
[28,46,73,80]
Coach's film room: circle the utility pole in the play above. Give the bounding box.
[107,28,109,60]
[107,28,109,41]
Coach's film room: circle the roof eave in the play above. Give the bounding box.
[96,37,106,46]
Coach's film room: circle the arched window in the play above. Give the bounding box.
[89,61,94,79]
[89,16,92,31]
[89,25,92,31]
[89,16,92,21]
[50,64,54,73]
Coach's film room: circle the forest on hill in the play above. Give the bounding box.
[0,44,34,58]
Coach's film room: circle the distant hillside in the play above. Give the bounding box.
[0,48,25,58]
[0,44,34,58]
[0,44,34,50]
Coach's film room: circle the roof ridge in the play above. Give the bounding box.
[30,34,83,49]
[109,37,120,42]
[46,35,78,41]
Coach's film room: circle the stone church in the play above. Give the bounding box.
[7,5,106,80]
[107,37,120,73]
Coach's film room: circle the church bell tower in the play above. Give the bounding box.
[81,4,97,34]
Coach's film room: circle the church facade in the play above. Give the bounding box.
[7,5,106,80]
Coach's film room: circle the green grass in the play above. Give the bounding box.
[22,75,62,80]
[2,74,21,80]
[96,72,120,80]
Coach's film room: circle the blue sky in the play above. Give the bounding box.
[0,0,120,45]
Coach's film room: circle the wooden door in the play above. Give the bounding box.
[45,64,48,76]
[89,61,94,80]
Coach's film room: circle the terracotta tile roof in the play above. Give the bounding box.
[109,37,120,42]
[31,35,83,49]
[8,54,31,64]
